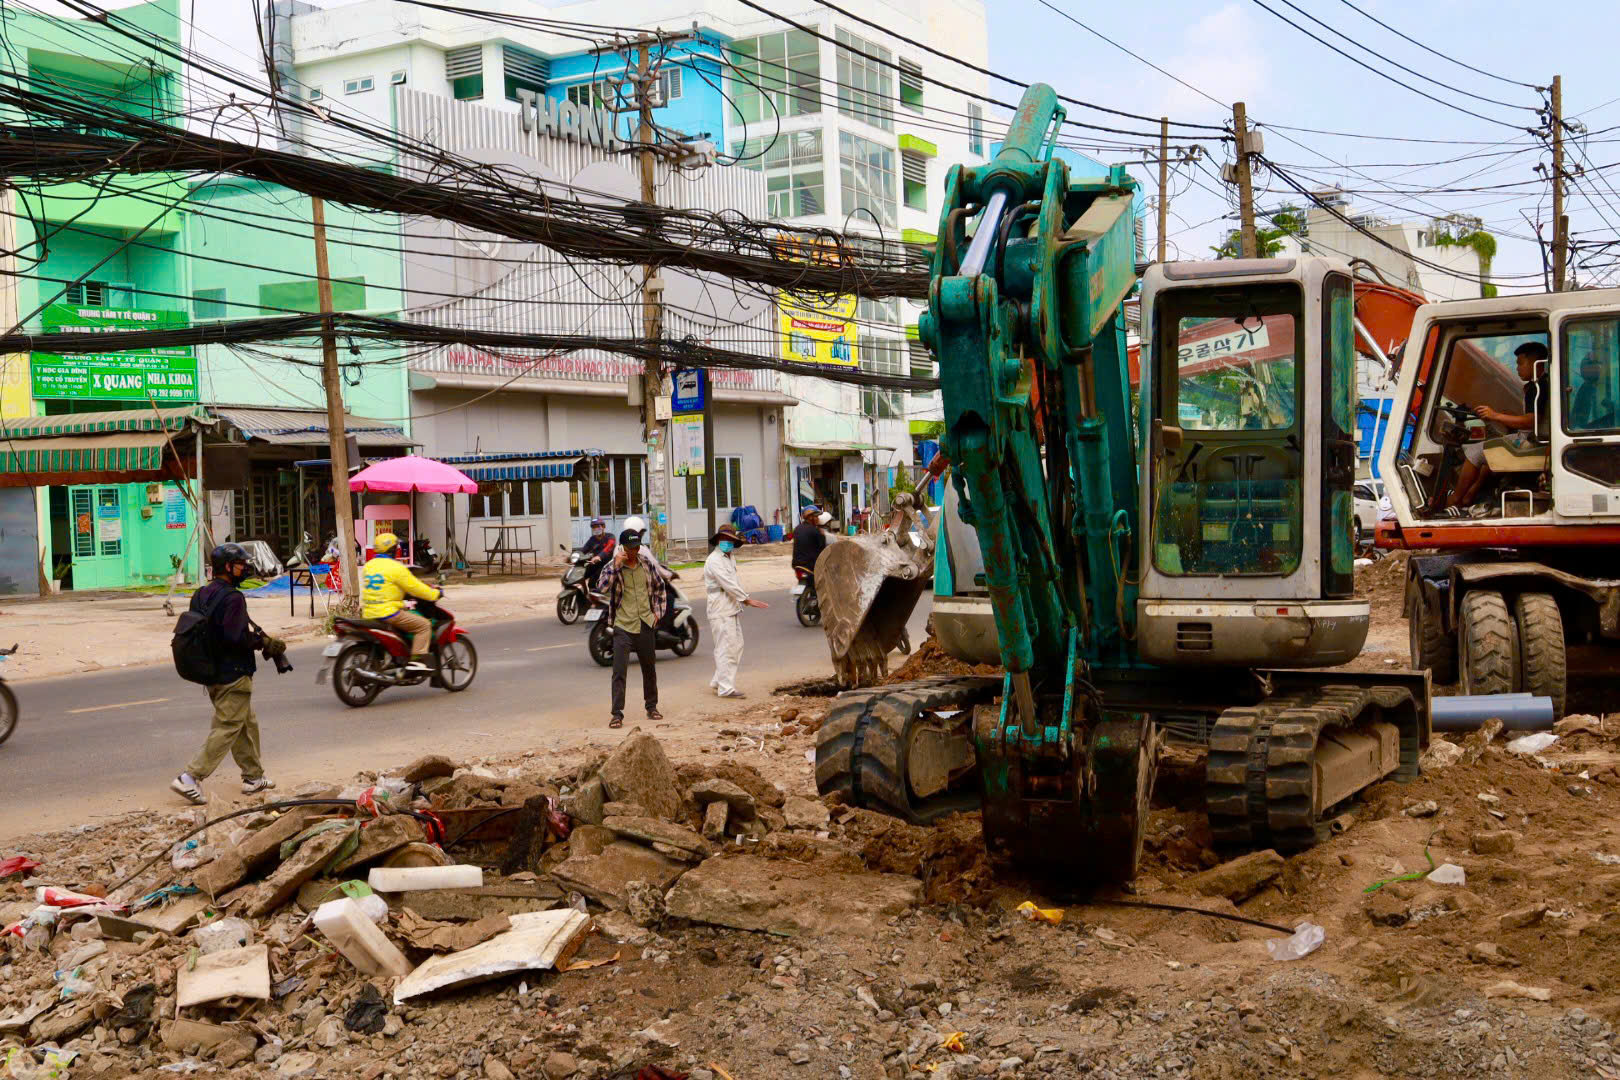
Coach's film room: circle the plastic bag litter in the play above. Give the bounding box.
[1427,863,1467,885]
[1507,732,1559,755]
[169,837,213,871]
[54,967,95,999]
[1266,922,1325,961]
[192,916,254,954]
[1015,900,1063,925]
[4,1045,77,1079]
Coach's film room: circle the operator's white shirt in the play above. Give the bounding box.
[703,548,750,619]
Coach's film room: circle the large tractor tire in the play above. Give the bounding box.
[1514,592,1567,718]
[1459,589,1518,697]
[1407,580,1457,685]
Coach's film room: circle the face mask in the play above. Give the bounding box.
[718,540,735,553]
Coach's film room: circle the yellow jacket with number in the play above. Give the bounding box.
[362,555,441,619]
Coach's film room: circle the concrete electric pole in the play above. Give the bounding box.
[1232,102,1259,260]
[311,196,360,610]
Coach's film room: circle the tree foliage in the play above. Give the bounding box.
[1212,206,1307,259]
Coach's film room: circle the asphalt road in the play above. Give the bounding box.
[0,586,929,840]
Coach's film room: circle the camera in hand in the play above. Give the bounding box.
[261,637,293,674]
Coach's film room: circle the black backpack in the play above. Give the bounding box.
[172,588,227,685]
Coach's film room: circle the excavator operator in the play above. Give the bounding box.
[1445,341,1550,512]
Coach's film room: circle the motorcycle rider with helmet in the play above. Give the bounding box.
[170,543,287,805]
[362,532,443,674]
[580,516,615,590]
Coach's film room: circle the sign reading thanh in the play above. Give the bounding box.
[31,305,198,402]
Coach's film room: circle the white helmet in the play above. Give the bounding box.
[817,512,833,526]
[622,515,648,537]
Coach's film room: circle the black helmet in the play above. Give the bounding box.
[210,543,251,578]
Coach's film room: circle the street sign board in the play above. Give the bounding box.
[31,305,198,402]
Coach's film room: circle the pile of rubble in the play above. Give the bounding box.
[0,730,932,1078]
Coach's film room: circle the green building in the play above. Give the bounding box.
[0,0,409,592]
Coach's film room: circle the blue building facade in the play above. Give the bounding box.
[547,36,732,153]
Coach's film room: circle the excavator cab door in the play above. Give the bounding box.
[1135,257,1369,668]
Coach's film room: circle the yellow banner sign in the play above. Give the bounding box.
[779,292,858,368]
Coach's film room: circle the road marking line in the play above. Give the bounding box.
[69,697,170,715]
[525,643,575,652]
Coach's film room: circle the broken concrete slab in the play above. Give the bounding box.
[702,801,729,841]
[396,883,564,923]
[1184,850,1285,902]
[569,824,615,859]
[401,754,459,783]
[241,828,353,918]
[689,778,756,819]
[598,730,681,821]
[313,898,413,977]
[192,808,324,898]
[176,943,271,1008]
[550,840,687,911]
[562,776,606,826]
[330,817,428,874]
[602,801,651,819]
[782,796,831,831]
[601,816,710,859]
[368,865,483,893]
[664,856,922,938]
[392,909,591,1004]
[144,893,213,935]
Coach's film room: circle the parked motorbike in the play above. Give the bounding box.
[414,534,441,575]
[585,575,700,666]
[318,598,477,707]
[0,644,18,746]
[792,567,821,628]
[557,546,605,626]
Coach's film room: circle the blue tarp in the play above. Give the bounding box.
[245,569,334,596]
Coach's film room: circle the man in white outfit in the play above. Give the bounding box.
[703,523,768,698]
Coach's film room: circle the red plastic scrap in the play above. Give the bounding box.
[0,856,39,878]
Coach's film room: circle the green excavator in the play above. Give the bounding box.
[813,84,1431,879]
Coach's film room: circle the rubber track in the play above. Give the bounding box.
[814,676,1000,824]
[1206,684,1421,853]
[1515,592,1567,719]
[1460,589,1516,696]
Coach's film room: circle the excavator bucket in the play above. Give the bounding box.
[817,497,934,688]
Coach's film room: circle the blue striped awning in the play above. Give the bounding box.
[436,449,602,483]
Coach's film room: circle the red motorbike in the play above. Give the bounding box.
[318,598,478,707]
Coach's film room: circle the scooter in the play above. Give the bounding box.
[585,576,700,666]
[792,567,821,628]
[0,644,18,746]
[414,534,441,575]
[318,598,477,707]
[557,546,605,626]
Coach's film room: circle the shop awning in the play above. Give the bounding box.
[436,449,602,482]
[787,441,891,457]
[213,407,414,447]
[0,406,212,487]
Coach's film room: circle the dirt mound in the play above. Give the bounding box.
[835,806,994,906]
[884,632,1000,684]
[1356,548,1410,608]
[673,759,786,809]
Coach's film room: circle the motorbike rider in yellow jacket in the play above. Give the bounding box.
[362,533,442,673]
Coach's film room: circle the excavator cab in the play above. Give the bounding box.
[1136,257,1369,667]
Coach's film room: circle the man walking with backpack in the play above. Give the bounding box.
[170,543,287,804]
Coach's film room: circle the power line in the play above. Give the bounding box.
[1330,0,1541,91]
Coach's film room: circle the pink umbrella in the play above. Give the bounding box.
[348,455,479,494]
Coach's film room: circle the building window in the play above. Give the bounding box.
[308,87,323,101]
[656,66,683,104]
[909,337,935,399]
[466,479,546,519]
[343,76,374,95]
[860,335,905,419]
[968,102,984,156]
[566,80,611,108]
[445,45,483,100]
[736,129,824,219]
[858,296,900,328]
[390,71,407,86]
[901,148,928,211]
[839,131,897,228]
[193,288,226,319]
[503,45,550,102]
[684,456,744,510]
[897,58,924,111]
[63,281,110,307]
[836,28,893,131]
[727,29,820,124]
[258,277,366,314]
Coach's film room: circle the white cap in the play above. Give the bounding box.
[817,512,833,526]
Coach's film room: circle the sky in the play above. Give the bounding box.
[21,0,1620,294]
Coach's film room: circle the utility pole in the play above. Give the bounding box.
[634,40,667,555]
[311,196,360,610]
[1232,102,1258,259]
[1156,117,1170,263]
[1551,75,1568,291]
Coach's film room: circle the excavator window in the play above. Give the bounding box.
[1151,283,1304,577]
[1563,316,1620,434]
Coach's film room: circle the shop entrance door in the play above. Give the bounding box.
[69,486,126,590]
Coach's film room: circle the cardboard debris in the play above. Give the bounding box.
[392,909,591,1004]
[396,909,512,953]
[0,995,52,1034]
[176,943,272,1008]
[144,893,213,935]
[313,898,413,977]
